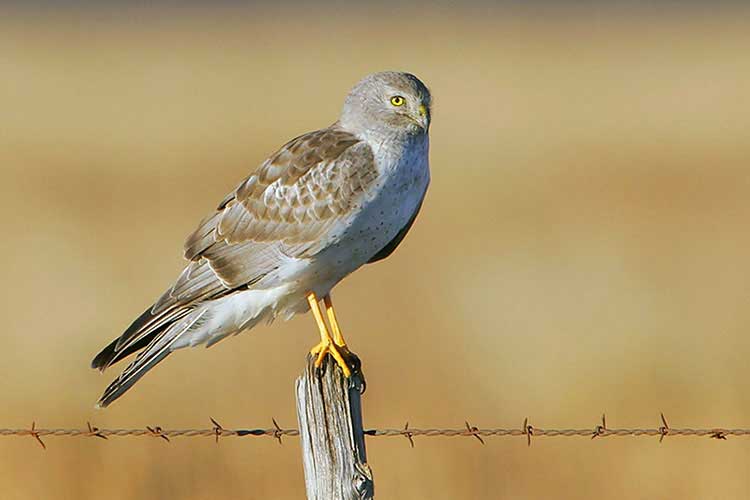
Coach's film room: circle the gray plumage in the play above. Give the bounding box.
[92,71,432,407]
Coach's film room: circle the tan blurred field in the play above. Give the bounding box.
[1,3,750,499]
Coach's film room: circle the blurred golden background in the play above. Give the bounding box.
[1,2,749,499]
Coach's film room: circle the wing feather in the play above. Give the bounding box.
[157,127,378,313]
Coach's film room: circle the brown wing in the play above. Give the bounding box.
[152,127,379,314]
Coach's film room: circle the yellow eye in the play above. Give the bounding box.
[390,95,405,107]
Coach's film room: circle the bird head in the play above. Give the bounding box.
[339,71,432,136]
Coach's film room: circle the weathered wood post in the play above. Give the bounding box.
[295,353,374,499]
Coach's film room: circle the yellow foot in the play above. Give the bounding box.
[307,292,359,378]
[310,340,353,377]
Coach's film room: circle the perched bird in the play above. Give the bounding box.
[91,71,432,407]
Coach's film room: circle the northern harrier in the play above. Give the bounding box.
[92,71,432,407]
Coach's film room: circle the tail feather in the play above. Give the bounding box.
[91,334,162,371]
[91,285,291,408]
[91,305,190,371]
[95,310,207,408]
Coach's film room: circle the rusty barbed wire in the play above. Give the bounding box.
[1,414,749,449]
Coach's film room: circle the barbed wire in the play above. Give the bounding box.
[0,414,746,449]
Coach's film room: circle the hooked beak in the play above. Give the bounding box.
[407,103,429,131]
[415,103,430,130]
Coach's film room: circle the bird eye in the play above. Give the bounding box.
[390,95,405,107]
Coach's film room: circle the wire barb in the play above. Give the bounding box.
[403,422,415,448]
[146,425,170,443]
[592,413,607,439]
[210,417,224,444]
[710,430,727,440]
[659,413,670,443]
[465,421,485,445]
[523,418,533,447]
[271,418,284,445]
[26,421,45,450]
[86,421,107,440]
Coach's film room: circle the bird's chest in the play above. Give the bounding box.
[318,145,429,275]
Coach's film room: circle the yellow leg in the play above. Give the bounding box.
[307,292,352,377]
[308,293,329,346]
[324,294,348,347]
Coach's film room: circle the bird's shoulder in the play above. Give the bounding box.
[217,127,364,208]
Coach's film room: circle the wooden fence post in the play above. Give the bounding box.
[295,353,374,499]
